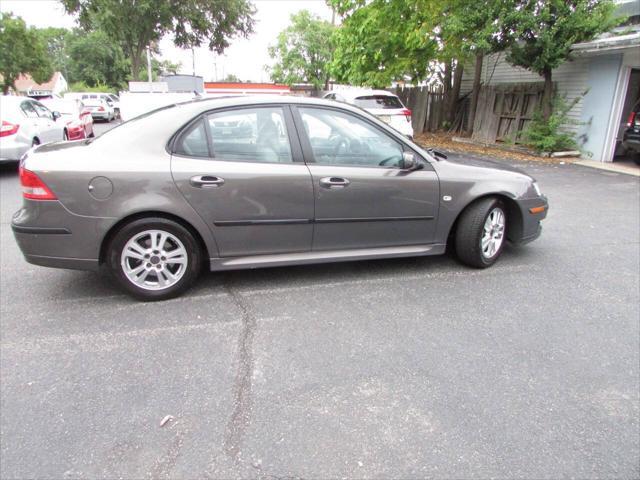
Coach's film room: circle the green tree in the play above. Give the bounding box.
[61,0,255,80]
[440,0,516,131]
[0,13,53,94]
[330,0,438,88]
[221,73,242,83]
[505,0,618,121]
[65,29,130,89]
[36,27,71,80]
[267,10,335,90]
[139,58,182,81]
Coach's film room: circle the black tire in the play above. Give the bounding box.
[632,152,640,166]
[107,218,202,301]
[454,197,507,268]
[32,138,40,147]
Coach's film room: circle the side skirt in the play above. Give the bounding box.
[209,244,447,271]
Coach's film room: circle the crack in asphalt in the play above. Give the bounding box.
[222,284,258,465]
[148,422,187,479]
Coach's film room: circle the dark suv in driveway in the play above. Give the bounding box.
[622,100,640,165]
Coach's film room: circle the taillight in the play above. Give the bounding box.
[401,108,412,123]
[98,106,105,112]
[19,167,57,200]
[627,111,637,128]
[1,120,20,137]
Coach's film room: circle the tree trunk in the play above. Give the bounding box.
[542,68,553,121]
[442,60,452,128]
[467,51,484,133]
[443,60,452,94]
[130,51,142,81]
[2,83,10,95]
[448,61,464,124]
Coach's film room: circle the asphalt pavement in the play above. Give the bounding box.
[1,120,639,478]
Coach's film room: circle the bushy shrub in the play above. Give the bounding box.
[521,94,583,153]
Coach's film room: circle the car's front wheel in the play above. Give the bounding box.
[455,197,507,268]
[107,218,202,300]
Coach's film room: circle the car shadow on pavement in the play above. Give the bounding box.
[15,243,531,304]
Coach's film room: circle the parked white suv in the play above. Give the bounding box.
[323,89,414,138]
[0,96,65,163]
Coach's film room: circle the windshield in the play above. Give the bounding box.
[354,95,404,109]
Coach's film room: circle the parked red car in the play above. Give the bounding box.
[42,99,94,141]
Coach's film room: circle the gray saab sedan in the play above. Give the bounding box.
[12,96,548,300]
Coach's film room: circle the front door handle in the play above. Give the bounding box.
[319,177,350,188]
[190,175,225,188]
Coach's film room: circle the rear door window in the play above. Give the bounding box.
[354,95,403,109]
[20,101,39,118]
[32,102,53,119]
[205,107,293,164]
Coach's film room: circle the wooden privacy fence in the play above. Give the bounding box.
[471,83,544,144]
[389,86,446,134]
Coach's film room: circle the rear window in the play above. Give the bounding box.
[354,95,403,109]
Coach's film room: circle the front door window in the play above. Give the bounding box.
[299,107,404,168]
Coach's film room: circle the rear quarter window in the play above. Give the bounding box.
[174,119,210,158]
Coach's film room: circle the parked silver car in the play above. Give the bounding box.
[12,96,548,300]
[0,96,65,163]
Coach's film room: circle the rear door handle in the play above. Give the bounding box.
[190,175,225,188]
[319,177,350,188]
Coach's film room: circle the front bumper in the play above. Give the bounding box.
[11,200,115,271]
[510,195,548,245]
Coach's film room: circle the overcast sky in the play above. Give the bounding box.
[0,0,334,82]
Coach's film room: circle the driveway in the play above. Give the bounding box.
[1,137,638,478]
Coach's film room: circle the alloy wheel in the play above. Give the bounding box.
[481,207,505,259]
[120,229,188,290]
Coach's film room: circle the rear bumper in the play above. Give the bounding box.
[11,200,115,272]
[622,135,640,153]
[0,140,29,162]
[90,112,111,120]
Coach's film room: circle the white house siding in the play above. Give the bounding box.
[460,53,590,133]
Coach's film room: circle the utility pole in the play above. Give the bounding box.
[191,47,195,76]
[146,46,153,92]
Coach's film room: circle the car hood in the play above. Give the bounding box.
[443,154,530,176]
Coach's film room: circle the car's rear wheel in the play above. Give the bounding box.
[107,218,202,300]
[455,197,507,268]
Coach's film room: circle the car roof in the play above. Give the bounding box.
[83,98,107,104]
[330,89,398,101]
[91,95,393,147]
[0,95,31,104]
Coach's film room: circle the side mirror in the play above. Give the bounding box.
[52,111,61,120]
[402,152,422,171]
